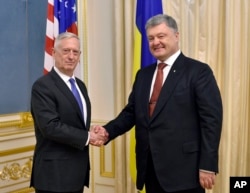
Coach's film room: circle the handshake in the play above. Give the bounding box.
[89,125,109,146]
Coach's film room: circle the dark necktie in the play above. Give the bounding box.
[149,63,167,117]
[69,78,83,115]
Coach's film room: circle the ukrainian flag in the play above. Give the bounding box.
[131,0,163,192]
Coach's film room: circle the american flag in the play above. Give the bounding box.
[44,0,78,74]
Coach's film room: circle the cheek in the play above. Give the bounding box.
[61,56,68,62]
[76,56,81,61]
[55,54,64,61]
[149,42,155,50]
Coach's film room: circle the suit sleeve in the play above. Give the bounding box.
[195,64,223,172]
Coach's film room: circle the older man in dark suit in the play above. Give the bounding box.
[30,32,104,193]
[94,14,223,193]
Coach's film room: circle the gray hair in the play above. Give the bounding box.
[145,14,178,32]
[54,32,80,50]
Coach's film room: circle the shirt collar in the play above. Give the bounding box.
[157,50,181,66]
[54,66,75,83]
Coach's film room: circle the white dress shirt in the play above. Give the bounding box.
[54,67,87,125]
[149,50,181,99]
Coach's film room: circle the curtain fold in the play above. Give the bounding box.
[113,0,136,192]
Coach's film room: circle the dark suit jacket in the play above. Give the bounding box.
[30,68,91,192]
[104,53,223,192]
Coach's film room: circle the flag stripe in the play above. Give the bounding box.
[45,36,54,55]
[45,19,54,39]
[44,0,78,74]
[47,3,54,22]
[135,0,163,68]
[130,1,163,192]
[67,23,78,34]
[132,27,141,81]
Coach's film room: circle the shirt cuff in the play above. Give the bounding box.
[85,132,90,146]
[199,169,215,174]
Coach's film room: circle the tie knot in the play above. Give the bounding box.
[69,78,75,84]
[158,63,167,70]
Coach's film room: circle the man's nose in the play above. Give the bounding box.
[67,50,75,57]
[152,37,160,45]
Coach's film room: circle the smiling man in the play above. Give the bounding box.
[93,14,223,193]
[30,32,105,193]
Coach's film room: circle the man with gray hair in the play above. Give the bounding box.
[30,32,105,193]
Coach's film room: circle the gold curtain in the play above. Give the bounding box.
[112,0,250,192]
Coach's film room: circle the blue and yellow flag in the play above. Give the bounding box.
[131,0,163,192]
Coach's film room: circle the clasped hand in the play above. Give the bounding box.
[89,125,109,146]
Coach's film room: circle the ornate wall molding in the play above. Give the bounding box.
[0,112,34,138]
[0,158,32,181]
[0,112,33,129]
[0,112,35,192]
[0,146,34,157]
[9,187,34,193]
[100,142,115,178]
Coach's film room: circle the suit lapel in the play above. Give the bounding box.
[140,64,157,120]
[76,78,91,128]
[150,53,187,121]
[49,69,85,124]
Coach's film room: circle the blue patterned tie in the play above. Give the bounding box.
[69,78,83,115]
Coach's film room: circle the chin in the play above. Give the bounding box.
[154,54,164,59]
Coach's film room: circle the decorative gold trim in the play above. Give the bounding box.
[0,146,34,157]
[100,141,115,178]
[89,146,94,193]
[8,187,34,193]
[19,112,33,128]
[0,112,33,129]
[0,112,34,137]
[78,1,94,192]
[0,158,33,181]
[91,122,115,178]
[82,0,88,86]
[76,0,88,86]
[91,119,109,125]
[0,180,31,191]
[0,128,34,137]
